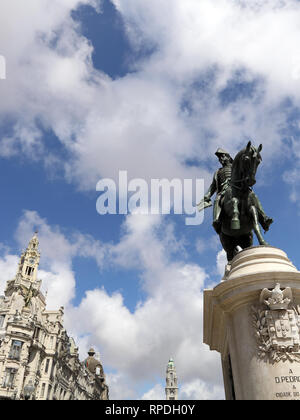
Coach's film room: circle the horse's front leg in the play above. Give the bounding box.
[231,197,240,230]
[219,232,235,262]
[249,205,268,246]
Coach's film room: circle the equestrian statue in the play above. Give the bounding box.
[198,141,273,262]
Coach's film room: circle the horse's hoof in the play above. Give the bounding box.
[231,219,240,230]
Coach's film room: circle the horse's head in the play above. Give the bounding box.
[241,141,262,186]
[232,141,262,188]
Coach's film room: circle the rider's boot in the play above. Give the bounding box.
[212,199,222,234]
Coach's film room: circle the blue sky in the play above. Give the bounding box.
[1,0,300,400]
[72,1,135,78]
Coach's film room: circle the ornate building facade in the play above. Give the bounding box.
[0,233,109,400]
[165,358,178,400]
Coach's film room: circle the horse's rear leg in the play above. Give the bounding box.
[249,205,268,246]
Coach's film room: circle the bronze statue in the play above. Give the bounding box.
[198,141,273,261]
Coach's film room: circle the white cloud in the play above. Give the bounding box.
[179,378,224,400]
[112,0,300,94]
[196,235,220,254]
[141,384,165,400]
[0,253,20,296]
[108,0,300,190]
[3,0,300,198]
[106,372,137,400]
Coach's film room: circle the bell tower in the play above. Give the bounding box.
[165,358,178,400]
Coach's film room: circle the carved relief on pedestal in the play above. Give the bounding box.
[252,283,300,362]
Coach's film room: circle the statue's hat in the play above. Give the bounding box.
[215,148,231,157]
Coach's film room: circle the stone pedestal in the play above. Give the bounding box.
[204,246,300,400]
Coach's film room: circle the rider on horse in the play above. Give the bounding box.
[202,147,273,234]
[202,148,232,233]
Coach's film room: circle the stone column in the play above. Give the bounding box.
[204,246,300,400]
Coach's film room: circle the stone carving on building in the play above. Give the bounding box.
[252,284,300,363]
[20,284,39,308]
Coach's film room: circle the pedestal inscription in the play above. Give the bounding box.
[274,370,300,399]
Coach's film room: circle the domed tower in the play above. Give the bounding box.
[165,358,178,400]
[84,348,104,377]
[84,347,109,400]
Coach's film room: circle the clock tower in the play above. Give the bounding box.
[165,358,179,400]
[17,232,40,284]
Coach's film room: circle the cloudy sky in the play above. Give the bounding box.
[1,0,300,400]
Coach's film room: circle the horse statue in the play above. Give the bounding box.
[199,141,273,262]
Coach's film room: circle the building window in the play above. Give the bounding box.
[34,327,40,340]
[47,384,52,400]
[50,360,55,379]
[9,340,23,360]
[45,358,51,374]
[0,315,5,328]
[40,383,46,398]
[2,368,17,388]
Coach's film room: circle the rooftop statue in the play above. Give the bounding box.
[198,141,273,261]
